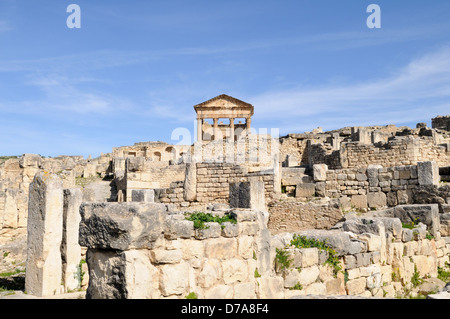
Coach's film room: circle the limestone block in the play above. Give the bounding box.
[393,204,440,237]
[164,217,195,239]
[298,265,320,286]
[150,249,182,264]
[131,189,155,202]
[238,235,255,259]
[297,229,362,256]
[126,156,145,172]
[304,282,327,295]
[62,188,83,292]
[358,233,382,252]
[325,277,346,295]
[204,285,234,299]
[313,164,328,182]
[222,258,248,284]
[233,282,256,299]
[124,250,160,299]
[367,165,382,187]
[256,275,285,299]
[351,194,367,209]
[299,248,319,268]
[160,261,190,296]
[401,228,413,242]
[195,222,221,240]
[346,277,366,295]
[295,183,315,198]
[204,237,237,260]
[198,259,222,288]
[26,171,64,297]
[79,202,166,250]
[229,180,266,211]
[19,153,42,168]
[221,222,239,237]
[367,192,387,209]
[377,217,403,239]
[417,161,440,186]
[3,189,19,228]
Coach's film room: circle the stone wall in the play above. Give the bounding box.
[156,162,275,210]
[78,202,280,299]
[305,161,449,211]
[77,201,450,299]
[341,137,449,169]
[272,213,450,298]
[432,115,450,131]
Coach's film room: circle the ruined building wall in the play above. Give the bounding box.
[341,137,449,169]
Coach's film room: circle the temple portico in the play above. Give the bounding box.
[194,94,254,142]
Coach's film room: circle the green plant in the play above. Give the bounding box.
[185,212,236,230]
[425,232,434,240]
[76,259,86,287]
[3,252,9,258]
[402,217,420,229]
[437,267,450,282]
[254,268,261,278]
[288,282,303,290]
[290,234,342,277]
[411,264,423,288]
[185,292,198,299]
[275,248,292,271]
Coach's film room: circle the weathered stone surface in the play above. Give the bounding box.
[79,202,166,250]
[351,194,367,209]
[25,171,64,297]
[297,229,362,256]
[295,183,316,198]
[367,192,387,209]
[131,189,155,202]
[62,188,83,292]
[183,162,197,201]
[229,180,265,211]
[159,261,190,296]
[313,164,328,182]
[417,161,440,186]
[393,204,440,237]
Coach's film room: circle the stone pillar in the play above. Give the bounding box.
[62,188,82,292]
[213,118,219,140]
[183,162,197,202]
[417,161,440,186]
[197,118,203,142]
[26,171,64,297]
[246,117,251,132]
[229,118,235,141]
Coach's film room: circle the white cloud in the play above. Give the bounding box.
[249,45,450,132]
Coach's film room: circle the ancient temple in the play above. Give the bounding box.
[194,94,254,142]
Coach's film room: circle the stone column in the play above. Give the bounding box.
[213,118,219,140]
[183,162,197,202]
[197,118,203,142]
[26,171,64,297]
[62,188,82,292]
[246,117,251,131]
[229,118,235,141]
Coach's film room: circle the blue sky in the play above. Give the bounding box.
[0,0,450,157]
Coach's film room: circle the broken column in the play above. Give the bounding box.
[62,188,83,292]
[26,171,64,297]
[183,162,197,202]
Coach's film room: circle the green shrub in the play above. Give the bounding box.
[185,292,198,299]
[290,234,342,276]
[185,212,236,230]
[275,248,292,271]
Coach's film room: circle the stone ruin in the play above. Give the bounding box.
[0,94,449,299]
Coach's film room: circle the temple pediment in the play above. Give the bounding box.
[194,94,254,115]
